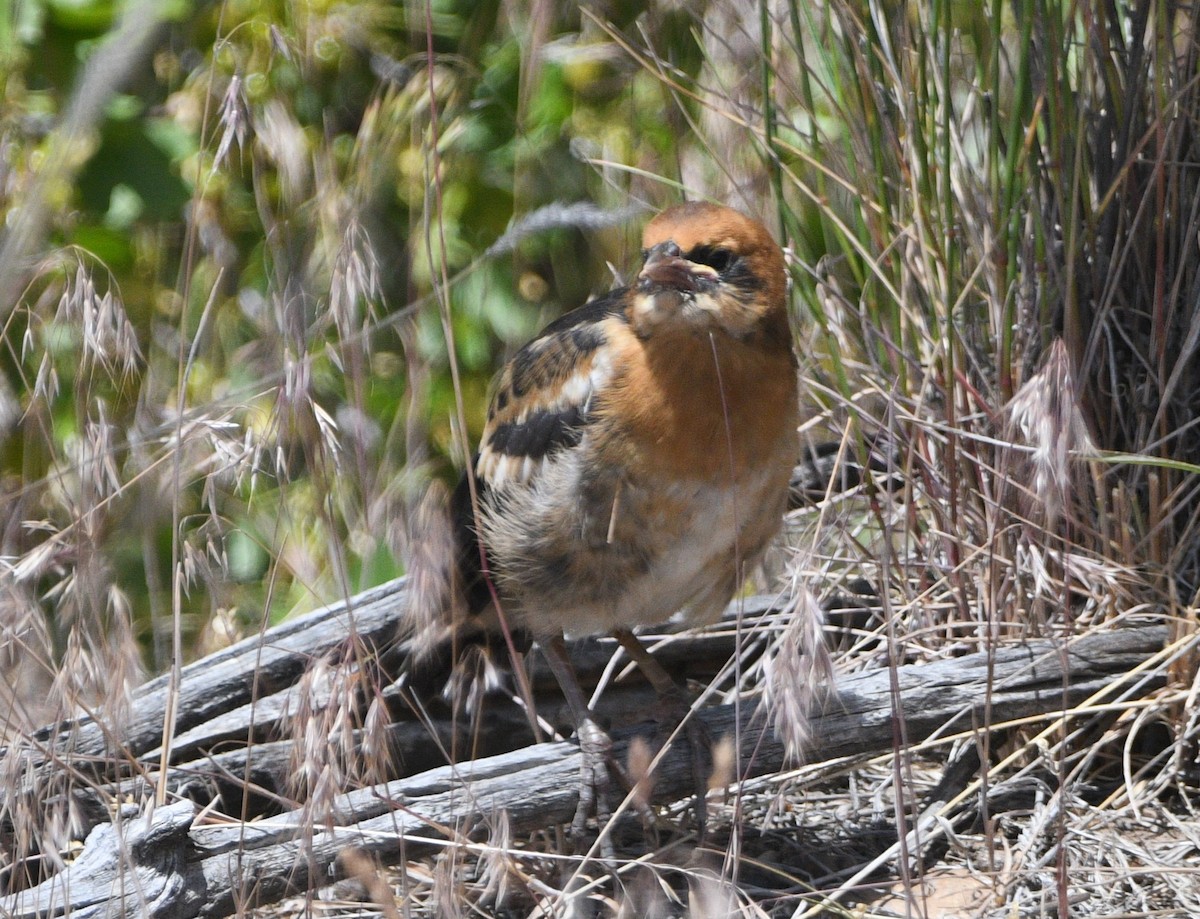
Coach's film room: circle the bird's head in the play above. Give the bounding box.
[631,202,789,344]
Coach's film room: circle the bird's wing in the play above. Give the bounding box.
[475,289,627,489]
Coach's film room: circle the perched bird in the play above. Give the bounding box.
[446,201,799,834]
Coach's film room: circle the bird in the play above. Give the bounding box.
[437,201,799,837]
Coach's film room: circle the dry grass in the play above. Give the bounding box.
[3,0,1200,916]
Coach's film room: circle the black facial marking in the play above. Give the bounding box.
[686,245,735,274]
[724,259,763,293]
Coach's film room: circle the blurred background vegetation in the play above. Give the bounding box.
[2,0,1198,736]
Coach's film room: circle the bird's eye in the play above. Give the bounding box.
[688,245,735,274]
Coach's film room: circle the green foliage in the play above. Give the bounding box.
[0,0,715,680]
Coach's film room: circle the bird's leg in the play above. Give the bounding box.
[612,628,712,830]
[611,628,682,699]
[542,634,617,848]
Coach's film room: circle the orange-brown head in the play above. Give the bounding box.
[632,202,790,347]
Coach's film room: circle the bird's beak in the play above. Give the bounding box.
[638,242,719,293]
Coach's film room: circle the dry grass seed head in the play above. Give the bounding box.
[615,867,674,919]
[336,846,402,919]
[330,218,383,341]
[1004,338,1096,531]
[431,841,465,919]
[35,547,142,723]
[310,401,344,474]
[183,418,256,484]
[213,73,250,171]
[708,734,736,794]
[476,808,513,908]
[440,643,506,715]
[0,582,55,734]
[97,583,143,722]
[626,735,654,810]
[289,641,390,818]
[30,352,59,406]
[0,758,85,887]
[254,98,308,204]
[58,406,123,541]
[763,581,834,763]
[687,870,752,919]
[359,693,395,788]
[54,263,141,379]
[288,655,339,806]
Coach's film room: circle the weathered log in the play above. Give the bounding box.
[2,585,780,837]
[9,581,771,782]
[0,622,1169,919]
[1,579,422,835]
[49,579,413,760]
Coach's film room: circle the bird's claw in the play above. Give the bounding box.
[571,718,616,855]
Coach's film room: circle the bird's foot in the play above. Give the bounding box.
[571,717,618,857]
[567,696,714,855]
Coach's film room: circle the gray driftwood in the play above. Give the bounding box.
[0,589,1169,919]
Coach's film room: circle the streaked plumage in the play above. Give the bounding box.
[434,201,801,838]
[455,200,799,641]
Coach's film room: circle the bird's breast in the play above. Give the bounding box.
[479,446,789,637]
[592,321,799,484]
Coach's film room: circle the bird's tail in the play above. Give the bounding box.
[400,479,467,662]
[399,478,522,708]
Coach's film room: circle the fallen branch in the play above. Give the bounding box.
[0,619,1170,918]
